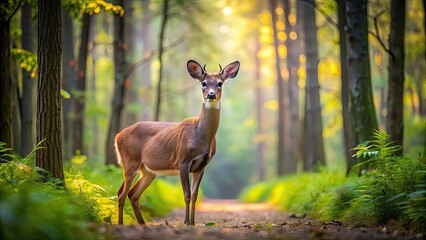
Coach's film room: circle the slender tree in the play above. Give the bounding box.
[106,0,126,165]
[386,0,406,156]
[301,0,325,171]
[269,0,287,176]
[346,0,378,174]
[283,0,299,173]
[0,0,13,155]
[254,36,266,181]
[72,13,91,154]
[123,0,138,126]
[141,0,152,121]
[154,0,169,121]
[62,9,75,160]
[20,2,35,157]
[336,0,351,171]
[36,0,64,181]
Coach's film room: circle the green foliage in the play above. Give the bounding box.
[0,144,185,239]
[0,152,97,239]
[352,131,426,228]
[62,0,124,18]
[240,131,425,231]
[11,48,37,78]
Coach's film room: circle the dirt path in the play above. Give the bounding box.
[103,199,424,240]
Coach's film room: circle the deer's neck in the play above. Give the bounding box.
[197,102,220,143]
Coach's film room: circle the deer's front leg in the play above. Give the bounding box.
[179,164,191,226]
[190,170,204,225]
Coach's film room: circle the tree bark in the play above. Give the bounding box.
[154,0,169,121]
[106,0,127,165]
[62,9,75,160]
[386,0,405,156]
[123,0,138,126]
[0,0,13,156]
[36,0,64,181]
[269,0,287,176]
[336,0,351,171]
[72,13,91,154]
[21,2,35,157]
[283,0,299,174]
[301,0,325,171]
[346,0,378,175]
[141,0,152,121]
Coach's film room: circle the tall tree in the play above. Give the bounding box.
[346,0,378,174]
[123,0,138,126]
[0,0,13,155]
[62,9,75,160]
[269,0,287,176]
[20,2,35,157]
[386,0,406,156]
[336,0,351,171]
[154,0,169,121]
[301,0,325,171]
[36,0,64,181]
[254,35,266,181]
[283,0,299,173]
[72,13,91,154]
[105,0,126,165]
[141,0,152,121]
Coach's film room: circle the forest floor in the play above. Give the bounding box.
[100,199,424,240]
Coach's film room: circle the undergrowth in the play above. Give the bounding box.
[240,131,426,231]
[0,143,185,240]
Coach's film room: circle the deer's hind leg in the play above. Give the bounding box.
[117,168,138,224]
[128,166,156,224]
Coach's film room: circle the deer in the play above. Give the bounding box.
[114,60,240,226]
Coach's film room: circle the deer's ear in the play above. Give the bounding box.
[187,60,205,81]
[220,61,240,81]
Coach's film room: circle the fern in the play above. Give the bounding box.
[352,130,426,228]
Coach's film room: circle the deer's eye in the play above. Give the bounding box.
[217,82,223,88]
[201,82,207,88]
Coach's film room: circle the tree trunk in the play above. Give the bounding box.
[123,0,137,126]
[61,9,75,160]
[283,0,299,174]
[386,0,405,156]
[346,0,378,175]
[106,1,127,165]
[141,0,152,120]
[21,2,35,157]
[255,37,266,181]
[336,0,351,171]
[72,13,91,154]
[301,0,325,171]
[0,0,13,156]
[88,15,99,159]
[36,0,64,181]
[269,0,287,176]
[154,0,169,121]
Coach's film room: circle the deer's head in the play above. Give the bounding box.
[187,60,240,109]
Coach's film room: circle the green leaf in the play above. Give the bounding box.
[205,222,216,226]
[61,89,71,99]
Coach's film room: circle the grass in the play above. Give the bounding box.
[240,131,426,231]
[0,146,185,240]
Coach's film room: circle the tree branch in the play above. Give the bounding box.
[301,0,339,29]
[369,10,395,58]
[126,35,185,77]
[7,0,24,23]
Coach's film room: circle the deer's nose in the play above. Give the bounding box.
[207,91,216,100]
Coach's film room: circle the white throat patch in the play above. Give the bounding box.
[204,100,221,109]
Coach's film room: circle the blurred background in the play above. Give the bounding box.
[6,0,425,199]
